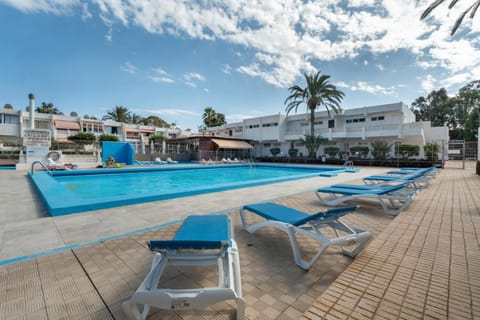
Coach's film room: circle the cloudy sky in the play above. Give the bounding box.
[0,0,479,130]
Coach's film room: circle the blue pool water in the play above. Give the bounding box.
[30,164,346,216]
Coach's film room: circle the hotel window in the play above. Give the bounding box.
[328,120,335,128]
[371,116,385,121]
[248,124,260,129]
[314,121,323,125]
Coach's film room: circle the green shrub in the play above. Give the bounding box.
[98,134,119,142]
[371,141,391,159]
[398,144,420,158]
[424,142,439,161]
[67,132,96,143]
[149,134,165,141]
[288,148,298,157]
[324,147,340,158]
[270,147,281,156]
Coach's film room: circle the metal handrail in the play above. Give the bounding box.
[31,161,53,175]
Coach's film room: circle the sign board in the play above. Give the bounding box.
[26,146,50,167]
[23,129,51,147]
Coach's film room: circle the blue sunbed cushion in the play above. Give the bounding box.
[318,182,409,195]
[148,215,231,251]
[243,203,357,226]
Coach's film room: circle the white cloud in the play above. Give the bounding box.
[140,108,199,117]
[203,88,209,92]
[222,64,232,74]
[184,72,206,82]
[3,0,479,88]
[420,74,436,93]
[120,62,137,74]
[337,81,395,95]
[0,0,79,14]
[184,81,197,88]
[152,68,170,76]
[149,76,175,84]
[81,3,92,20]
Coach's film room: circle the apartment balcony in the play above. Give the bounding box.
[0,123,20,136]
[284,123,424,141]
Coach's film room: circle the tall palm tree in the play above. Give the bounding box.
[285,71,344,138]
[102,106,131,123]
[421,0,480,35]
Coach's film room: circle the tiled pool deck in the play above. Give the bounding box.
[0,162,478,319]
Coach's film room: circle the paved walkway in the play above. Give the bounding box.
[302,162,480,320]
[0,162,478,319]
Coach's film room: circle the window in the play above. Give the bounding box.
[111,127,118,134]
[328,120,335,128]
[262,122,279,127]
[1,114,19,124]
[314,121,323,125]
[248,124,260,129]
[378,116,384,120]
[371,116,385,121]
[229,130,232,136]
[347,118,365,124]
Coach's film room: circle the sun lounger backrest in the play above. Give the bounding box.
[243,203,358,226]
[295,206,358,225]
[149,215,231,250]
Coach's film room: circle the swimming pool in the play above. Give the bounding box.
[30,164,346,216]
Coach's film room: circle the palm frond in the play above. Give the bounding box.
[421,0,446,19]
[448,0,460,9]
[451,6,471,35]
[471,1,480,18]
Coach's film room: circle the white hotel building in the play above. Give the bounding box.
[205,102,449,159]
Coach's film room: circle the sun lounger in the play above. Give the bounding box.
[166,157,178,164]
[315,182,414,216]
[153,157,168,164]
[364,169,433,189]
[240,203,372,270]
[122,215,244,320]
[46,157,74,171]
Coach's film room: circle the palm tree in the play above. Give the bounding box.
[129,113,143,124]
[36,102,60,114]
[421,0,480,35]
[202,107,217,127]
[285,71,344,139]
[102,106,131,123]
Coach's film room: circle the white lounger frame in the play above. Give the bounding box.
[315,188,414,216]
[239,206,372,270]
[122,227,244,319]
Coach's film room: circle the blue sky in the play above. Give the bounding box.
[0,0,479,130]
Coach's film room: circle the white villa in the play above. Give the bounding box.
[204,102,449,159]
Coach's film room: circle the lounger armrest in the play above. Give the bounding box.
[295,205,358,225]
[148,240,228,251]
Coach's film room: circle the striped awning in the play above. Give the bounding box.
[211,139,253,149]
[54,120,81,130]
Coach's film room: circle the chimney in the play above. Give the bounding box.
[28,93,35,129]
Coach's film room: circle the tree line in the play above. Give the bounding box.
[411,80,480,141]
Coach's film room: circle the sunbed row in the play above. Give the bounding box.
[122,166,437,319]
[200,157,246,165]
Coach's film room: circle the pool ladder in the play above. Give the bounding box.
[31,161,53,175]
[247,158,256,168]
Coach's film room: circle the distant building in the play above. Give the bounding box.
[204,102,449,159]
[0,107,189,147]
